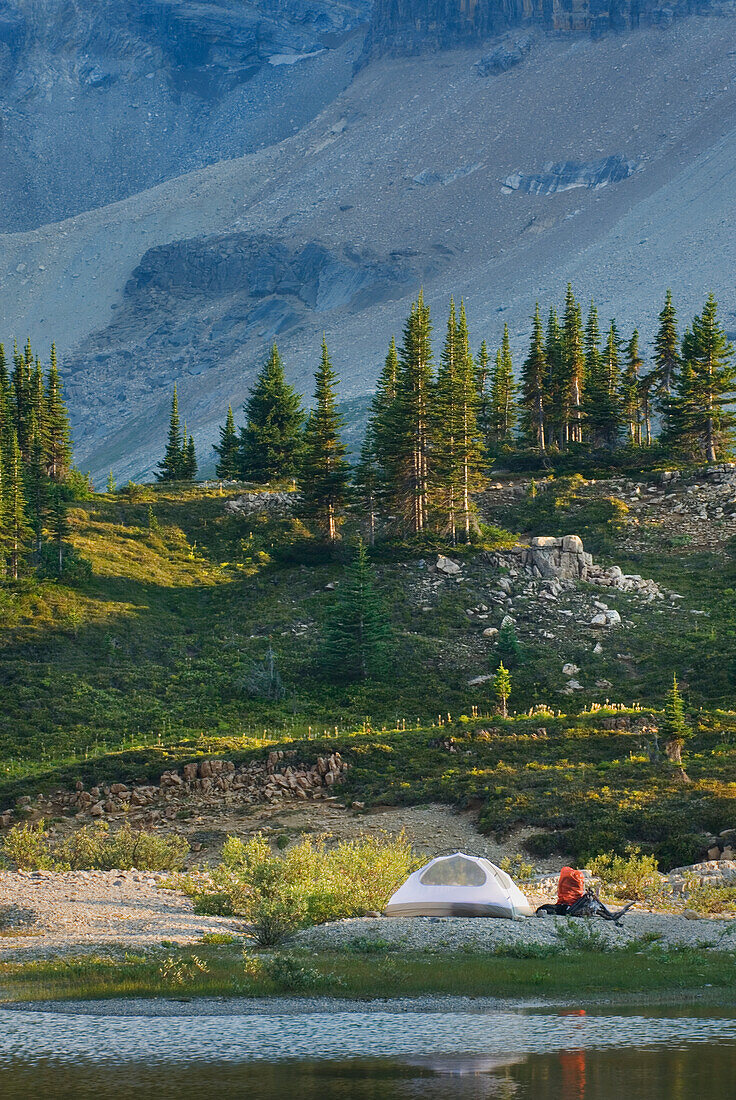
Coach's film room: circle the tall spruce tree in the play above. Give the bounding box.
[11,340,31,459]
[366,335,400,524]
[182,431,198,481]
[213,405,240,480]
[239,344,304,482]
[678,295,736,462]
[26,412,48,552]
[434,299,462,542]
[487,325,517,450]
[320,540,392,681]
[299,338,351,543]
[544,307,565,450]
[44,344,72,481]
[520,305,547,453]
[392,291,435,534]
[5,431,31,579]
[475,339,493,451]
[562,286,585,445]
[599,321,623,448]
[0,344,10,455]
[0,445,7,573]
[353,427,381,547]
[455,301,484,539]
[620,330,644,445]
[157,385,185,482]
[653,289,681,397]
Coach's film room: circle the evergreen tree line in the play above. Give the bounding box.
[0,340,74,579]
[502,287,736,464]
[209,288,736,547]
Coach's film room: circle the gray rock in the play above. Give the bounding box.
[436,554,462,576]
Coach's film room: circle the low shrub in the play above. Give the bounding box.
[680,875,736,916]
[499,854,536,884]
[178,831,419,946]
[588,847,662,902]
[492,941,561,959]
[1,821,189,872]
[1,821,56,870]
[555,921,614,953]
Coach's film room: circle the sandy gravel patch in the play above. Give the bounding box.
[0,870,240,960]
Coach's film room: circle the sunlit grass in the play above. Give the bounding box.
[1,943,735,1004]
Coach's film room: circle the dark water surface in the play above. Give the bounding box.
[0,1004,734,1099]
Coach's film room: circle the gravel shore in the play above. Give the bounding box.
[1,870,734,963]
[295,912,736,952]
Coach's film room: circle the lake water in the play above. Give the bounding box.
[0,1003,734,1098]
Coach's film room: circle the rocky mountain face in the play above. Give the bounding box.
[361,0,731,57]
[1,6,736,479]
[0,0,370,230]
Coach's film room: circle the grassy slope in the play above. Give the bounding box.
[2,942,736,1004]
[1,481,736,865]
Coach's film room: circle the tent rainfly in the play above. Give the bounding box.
[384,852,534,919]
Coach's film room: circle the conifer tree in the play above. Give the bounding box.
[106,470,116,494]
[391,292,435,534]
[544,308,565,450]
[0,343,10,454]
[239,344,304,482]
[488,325,517,450]
[366,336,400,523]
[493,662,512,719]
[620,330,644,445]
[320,539,392,681]
[434,299,462,542]
[455,301,484,539]
[653,289,680,397]
[660,673,691,772]
[182,432,198,481]
[475,339,493,450]
[214,405,240,480]
[520,305,547,453]
[353,427,380,547]
[299,338,350,543]
[680,294,736,462]
[562,286,585,445]
[11,340,31,459]
[0,445,7,572]
[5,431,31,579]
[44,344,72,481]
[26,413,48,552]
[599,321,623,448]
[157,385,184,482]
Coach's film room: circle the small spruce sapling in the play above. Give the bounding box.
[660,673,691,779]
[493,662,512,719]
[496,620,522,668]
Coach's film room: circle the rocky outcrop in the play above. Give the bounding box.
[0,751,350,829]
[362,0,723,58]
[65,233,416,478]
[502,155,638,196]
[0,0,370,231]
[225,491,300,517]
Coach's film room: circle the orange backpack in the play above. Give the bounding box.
[557,866,586,906]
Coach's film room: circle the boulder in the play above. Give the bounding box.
[436,554,462,576]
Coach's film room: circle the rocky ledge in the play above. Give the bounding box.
[0,751,349,832]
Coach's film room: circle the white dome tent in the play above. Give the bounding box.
[384,852,534,919]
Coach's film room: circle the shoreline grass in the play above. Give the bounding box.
[2,942,735,1006]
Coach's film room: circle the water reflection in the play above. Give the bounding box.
[0,1005,733,1099]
